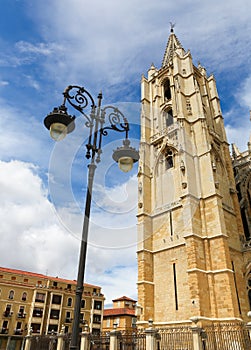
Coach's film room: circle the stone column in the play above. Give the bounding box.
[247,311,251,340]
[191,326,204,350]
[80,331,90,350]
[145,320,158,350]
[109,330,120,350]
[23,336,32,350]
[56,326,66,350]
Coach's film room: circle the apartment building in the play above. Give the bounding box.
[0,266,104,349]
[103,296,137,332]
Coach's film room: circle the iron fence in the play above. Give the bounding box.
[89,332,110,350]
[30,335,57,350]
[157,326,193,350]
[118,330,146,350]
[62,333,71,350]
[202,322,251,350]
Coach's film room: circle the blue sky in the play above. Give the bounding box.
[0,0,250,306]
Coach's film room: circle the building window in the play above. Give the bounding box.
[163,108,173,128]
[186,98,192,114]
[163,79,171,100]
[22,292,27,301]
[31,323,40,334]
[53,281,58,287]
[48,325,58,334]
[106,319,110,327]
[4,305,11,317]
[93,314,101,324]
[35,292,45,303]
[94,300,102,310]
[81,299,85,309]
[170,211,173,236]
[67,284,71,289]
[15,322,22,335]
[132,317,137,328]
[33,308,43,318]
[24,278,28,283]
[67,298,72,307]
[18,306,25,318]
[50,309,60,320]
[52,294,62,305]
[11,276,16,281]
[173,263,178,311]
[165,149,174,170]
[80,313,85,324]
[8,290,14,300]
[1,320,8,334]
[65,311,71,323]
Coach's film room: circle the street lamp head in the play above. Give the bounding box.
[112,139,139,172]
[44,105,76,141]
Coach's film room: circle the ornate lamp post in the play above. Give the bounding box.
[44,85,139,350]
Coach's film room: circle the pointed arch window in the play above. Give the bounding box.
[163,109,173,128]
[163,79,171,100]
[165,149,174,170]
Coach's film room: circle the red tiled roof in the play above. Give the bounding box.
[112,296,137,302]
[0,266,101,289]
[103,308,135,317]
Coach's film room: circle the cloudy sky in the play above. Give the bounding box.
[0,0,250,306]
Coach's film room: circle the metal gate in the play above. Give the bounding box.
[118,330,146,350]
[202,323,251,350]
[157,326,193,350]
[89,333,110,350]
[30,335,57,350]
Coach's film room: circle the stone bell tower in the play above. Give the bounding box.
[137,28,251,326]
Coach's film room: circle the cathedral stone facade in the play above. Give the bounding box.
[137,28,251,327]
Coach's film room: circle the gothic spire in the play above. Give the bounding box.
[162,24,184,67]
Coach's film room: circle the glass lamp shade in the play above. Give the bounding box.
[50,122,68,141]
[118,156,134,172]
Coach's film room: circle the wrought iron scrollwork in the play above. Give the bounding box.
[63,85,96,127]
[101,106,129,138]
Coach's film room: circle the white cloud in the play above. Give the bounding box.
[15,41,58,56]
[0,159,138,304]
[0,80,9,86]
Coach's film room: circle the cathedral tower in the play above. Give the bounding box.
[137,28,251,326]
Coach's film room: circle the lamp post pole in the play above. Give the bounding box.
[44,85,139,350]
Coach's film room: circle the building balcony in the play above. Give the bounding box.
[14,329,23,335]
[35,299,45,303]
[17,312,26,319]
[65,318,72,323]
[0,328,8,334]
[3,311,13,318]
[50,315,59,320]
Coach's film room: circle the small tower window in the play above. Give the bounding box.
[165,149,174,170]
[163,109,173,128]
[163,79,171,100]
[186,98,192,114]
